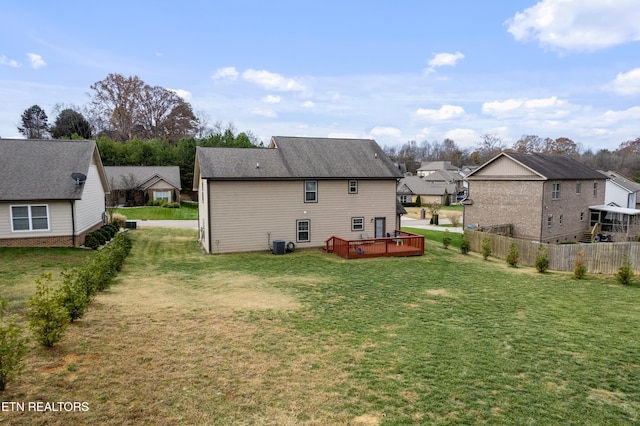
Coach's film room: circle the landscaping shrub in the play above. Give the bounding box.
[96,228,111,243]
[442,230,451,249]
[460,233,470,254]
[574,250,587,279]
[83,233,100,250]
[110,213,127,229]
[616,254,634,285]
[0,297,28,391]
[101,224,117,238]
[91,230,107,246]
[535,244,549,273]
[163,202,180,208]
[506,243,519,267]
[26,273,70,347]
[57,268,91,322]
[481,237,491,260]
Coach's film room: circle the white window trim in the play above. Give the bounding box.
[304,180,318,203]
[348,180,358,194]
[155,190,170,202]
[10,204,50,232]
[552,183,560,200]
[351,217,364,231]
[297,219,310,242]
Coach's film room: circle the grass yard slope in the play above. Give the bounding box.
[1,228,640,425]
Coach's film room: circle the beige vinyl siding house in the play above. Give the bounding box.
[194,136,402,254]
[0,140,109,247]
[464,152,607,243]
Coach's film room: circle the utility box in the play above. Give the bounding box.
[273,240,286,255]
[125,220,137,229]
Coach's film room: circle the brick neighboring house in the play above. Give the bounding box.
[104,166,181,206]
[194,136,403,254]
[463,152,607,243]
[0,139,109,247]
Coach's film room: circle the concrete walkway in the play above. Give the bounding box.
[401,216,464,233]
[134,220,198,229]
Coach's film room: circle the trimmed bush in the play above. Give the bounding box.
[481,237,491,260]
[535,245,549,273]
[57,268,91,322]
[26,273,70,347]
[460,233,470,254]
[84,233,100,250]
[0,297,28,391]
[442,230,451,249]
[616,254,634,285]
[506,243,519,267]
[574,250,587,279]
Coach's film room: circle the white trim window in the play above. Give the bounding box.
[11,205,50,232]
[155,191,170,202]
[348,180,358,194]
[552,183,560,200]
[304,180,317,202]
[351,217,364,231]
[297,219,310,242]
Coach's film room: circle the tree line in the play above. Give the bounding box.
[385,134,640,181]
[16,73,250,143]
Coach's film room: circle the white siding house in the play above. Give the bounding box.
[0,140,109,247]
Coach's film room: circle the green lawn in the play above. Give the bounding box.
[111,201,198,220]
[1,228,639,424]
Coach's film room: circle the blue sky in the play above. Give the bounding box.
[1,0,640,151]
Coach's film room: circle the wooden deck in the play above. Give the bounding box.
[324,230,424,259]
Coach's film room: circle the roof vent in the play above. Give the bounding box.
[71,172,87,185]
[256,162,260,169]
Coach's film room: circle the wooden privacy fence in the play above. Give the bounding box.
[466,230,640,274]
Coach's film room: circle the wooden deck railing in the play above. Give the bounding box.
[324,230,424,259]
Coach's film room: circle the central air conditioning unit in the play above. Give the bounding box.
[272,240,286,255]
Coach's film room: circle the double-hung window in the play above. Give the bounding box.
[304,180,317,202]
[552,183,560,200]
[11,205,49,232]
[351,217,364,231]
[297,219,310,242]
[348,180,358,194]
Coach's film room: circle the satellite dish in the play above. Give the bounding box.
[71,172,87,185]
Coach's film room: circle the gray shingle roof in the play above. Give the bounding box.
[505,152,607,180]
[397,176,457,196]
[0,139,101,201]
[602,170,640,193]
[196,136,402,180]
[104,166,181,190]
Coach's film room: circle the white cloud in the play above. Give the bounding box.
[482,96,569,118]
[601,106,640,124]
[445,128,478,146]
[262,95,281,104]
[242,69,306,92]
[0,55,20,67]
[211,66,239,80]
[369,126,403,139]
[249,107,277,118]
[27,53,45,69]
[415,105,465,121]
[168,88,192,101]
[301,100,315,108]
[425,51,464,74]
[506,0,640,51]
[605,67,640,95]
[327,132,360,139]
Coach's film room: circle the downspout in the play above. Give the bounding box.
[70,200,76,247]
[539,182,545,243]
[207,179,213,254]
